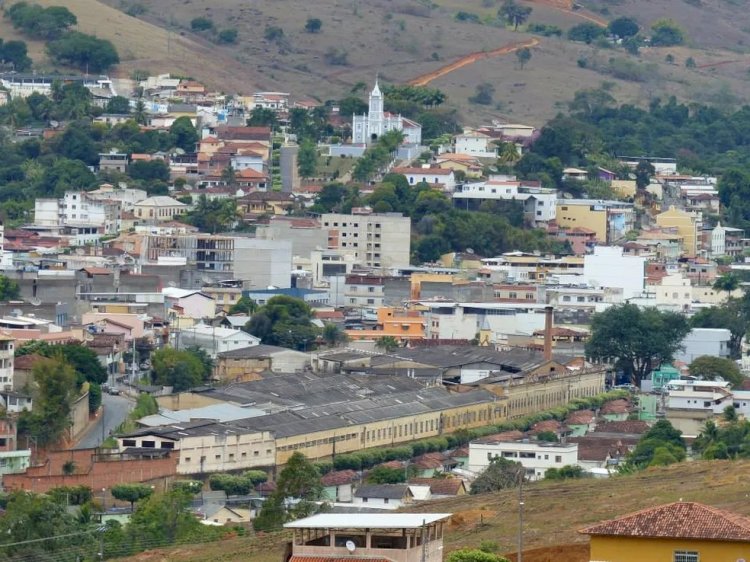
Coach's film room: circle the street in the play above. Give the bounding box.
[75,392,134,449]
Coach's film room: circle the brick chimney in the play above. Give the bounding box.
[543,305,554,362]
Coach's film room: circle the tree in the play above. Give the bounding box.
[298,139,318,178]
[190,17,214,31]
[375,335,400,353]
[470,457,524,494]
[169,116,199,152]
[499,0,532,30]
[111,483,154,512]
[274,451,323,518]
[322,323,347,347]
[17,357,77,447]
[305,18,323,33]
[608,17,639,39]
[545,465,586,480]
[209,473,253,496]
[585,304,690,386]
[651,19,685,46]
[151,347,210,391]
[106,95,131,114]
[689,355,744,387]
[246,296,320,351]
[635,160,655,190]
[691,302,746,359]
[218,28,238,44]
[47,32,120,72]
[366,465,406,484]
[515,47,531,70]
[469,83,495,105]
[448,549,510,562]
[128,160,170,182]
[7,3,77,39]
[624,420,686,470]
[0,275,20,300]
[128,490,205,548]
[185,195,238,233]
[0,39,32,71]
[247,107,278,128]
[713,273,739,295]
[228,296,257,315]
[567,22,605,44]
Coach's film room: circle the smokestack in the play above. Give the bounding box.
[543,305,554,362]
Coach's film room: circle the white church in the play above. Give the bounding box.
[352,77,422,145]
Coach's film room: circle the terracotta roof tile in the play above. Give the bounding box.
[408,477,466,496]
[565,409,595,425]
[530,419,563,435]
[600,399,631,415]
[580,502,750,541]
[321,469,357,487]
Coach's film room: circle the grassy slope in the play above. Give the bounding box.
[74,0,748,126]
[119,459,750,562]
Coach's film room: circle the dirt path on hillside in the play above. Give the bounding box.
[530,0,608,26]
[408,38,540,87]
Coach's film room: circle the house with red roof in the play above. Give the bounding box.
[580,501,750,562]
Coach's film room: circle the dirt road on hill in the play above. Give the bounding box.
[408,38,540,87]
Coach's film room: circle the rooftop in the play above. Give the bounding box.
[580,501,750,542]
[284,513,451,529]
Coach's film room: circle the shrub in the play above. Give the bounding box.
[46,32,119,72]
[190,17,214,31]
[218,28,238,44]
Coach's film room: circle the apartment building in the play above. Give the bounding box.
[468,439,579,480]
[453,180,557,226]
[322,212,411,269]
[34,191,122,243]
[555,200,634,244]
[655,206,701,258]
[345,274,386,308]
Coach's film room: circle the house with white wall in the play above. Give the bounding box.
[391,167,456,192]
[468,438,579,480]
[163,288,216,320]
[454,129,497,158]
[584,246,645,300]
[176,324,260,357]
[674,328,731,364]
[352,484,414,510]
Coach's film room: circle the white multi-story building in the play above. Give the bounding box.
[322,212,411,269]
[454,129,497,158]
[674,328,731,364]
[468,439,579,480]
[0,335,13,391]
[33,192,122,245]
[453,179,557,226]
[420,301,547,343]
[176,324,260,357]
[583,246,645,300]
[665,379,733,416]
[352,78,421,145]
[86,184,148,212]
[711,222,746,257]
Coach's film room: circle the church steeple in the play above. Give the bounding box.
[368,74,383,119]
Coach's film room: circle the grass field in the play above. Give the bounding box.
[118,459,750,562]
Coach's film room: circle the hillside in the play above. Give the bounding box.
[0,0,702,125]
[119,459,750,562]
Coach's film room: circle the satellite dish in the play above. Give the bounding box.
[345,540,356,553]
[168,281,177,287]
[28,297,41,306]
[201,276,214,285]
[466,248,474,254]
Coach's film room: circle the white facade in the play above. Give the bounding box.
[674,328,731,364]
[87,185,148,212]
[0,75,114,98]
[583,246,645,299]
[468,440,579,480]
[421,302,547,342]
[322,213,411,269]
[163,288,216,320]
[395,168,456,191]
[453,180,557,225]
[711,223,745,257]
[665,379,732,415]
[352,79,421,145]
[0,337,14,390]
[177,324,260,357]
[454,130,496,158]
[233,238,293,290]
[651,273,692,311]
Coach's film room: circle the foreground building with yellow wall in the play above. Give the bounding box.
[581,501,750,562]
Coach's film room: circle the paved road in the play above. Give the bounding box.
[76,393,134,449]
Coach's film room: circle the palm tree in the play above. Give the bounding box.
[713,273,739,295]
[133,100,147,125]
[496,141,520,164]
[322,323,348,347]
[375,336,399,353]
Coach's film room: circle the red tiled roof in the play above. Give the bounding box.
[595,420,650,435]
[530,419,562,435]
[391,167,453,175]
[600,399,630,415]
[314,311,345,320]
[473,430,524,444]
[580,502,750,542]
[321,469,357,487]
[408,477,466,496]
[565,409,595,425]
[13,353,45,370]
[289,556,391,562]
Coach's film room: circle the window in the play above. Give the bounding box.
[122,439,136,447]
[673,552,698,562]
[184,457,191,463]
[555,455,562,463]
[384,498,390,504]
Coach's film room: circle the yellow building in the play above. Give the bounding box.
[655,205,700,257]
[581,501,750,562]
[610,179,636,199]
[555,200,634,243]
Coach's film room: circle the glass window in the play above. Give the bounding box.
[673,552,698,562]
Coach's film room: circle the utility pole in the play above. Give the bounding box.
[421,519,427,562]
[518,474,524,562]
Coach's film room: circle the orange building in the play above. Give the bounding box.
[346,307,425,343]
